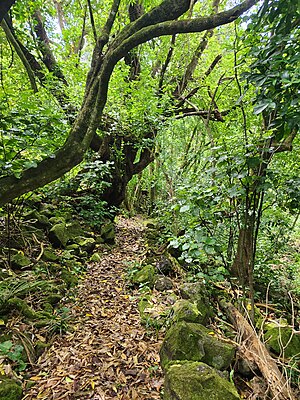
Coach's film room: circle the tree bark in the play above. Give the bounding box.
[0,0,16,22]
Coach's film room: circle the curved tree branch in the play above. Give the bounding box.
[1,18,38,92]
[0,0,16,23]
[0,0,258,206]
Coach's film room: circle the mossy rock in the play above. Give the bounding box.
[10,253,31,269]
[45,293,63,306]
[179,282,213,324]
[90,252,102,262]
[154,276,174,291]
[172,300,202,323]
[48,216,66,225]
[65,244,80,255]
[49,222,69,247]
[42,249,58,262]
[24,210,50,229]
[160,321,235,370]
[60,269,78,288]
[131,265,156,287]
[0,377,23,400]
[264,325,300,358]
[5,298,37,319]
[66,221,85,240]
[100,221,115,243]
[74,237,95,253]
[164,362,240,400]
[35,340,50,357]
[138,296,153,318]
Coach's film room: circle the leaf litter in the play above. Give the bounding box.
[23,217,163,400]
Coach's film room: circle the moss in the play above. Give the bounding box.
[100,221,115,243]
[45,294,62,306]
[179,282,213,324]
[132,265,156,287]
[10,253,31,269]
[160,321,235,370]
[90,252,102,262]
[42,249,58,262]
[49,222,69,247]
[74,237,95,253]
[264,326,300,358]
[60,269,78,288]
[35,340,50,357]
[0,377,23,400]
[172,300,201,323]
[164,362,240,400]
[7,298,37,319]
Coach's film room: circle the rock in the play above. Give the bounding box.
[49,223,69,247]
[138,296,153,318]
[264,325,300,358]
[60,269,78,288]
[154,276,174,291]
[179,282,213,324]
[24,210,50,229]
[10,253,31,269]
[65,244,80,255]
[49,216,66,225]
[172,300,202,323]
[160,321,235,370]
[156,256,173,275]
[0,377,23,400]
[236,357,258,378]
[90,252,102,262]
[101,221,115,243]
[74,237,96,253]
[132,265,156,287]
[164,362,240,400]
[42,249,58,262]
[66,221,85,240]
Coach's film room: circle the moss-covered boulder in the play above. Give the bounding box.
[179,282,213,324]
[164,362,240,400]
[264,325,300,358]
[10,253,31,269]
[172,300,202,323]
[0,377,23,400]
[49,222,69,247]
[66,221,85,240]
[160,321,235,370]
[132,265,156,287]
[101,221,115,243]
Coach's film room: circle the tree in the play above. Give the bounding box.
[0,0,258,207]
[0,0,16,22]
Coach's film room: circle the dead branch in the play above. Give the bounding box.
[220,300,297,400]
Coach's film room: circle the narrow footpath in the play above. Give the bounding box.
[23,217,163,400]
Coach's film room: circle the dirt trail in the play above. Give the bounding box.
[23,217,163,400]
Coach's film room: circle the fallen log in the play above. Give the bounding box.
[220,300,296,400]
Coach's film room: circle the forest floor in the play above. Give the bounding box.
[23,216,164,400]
